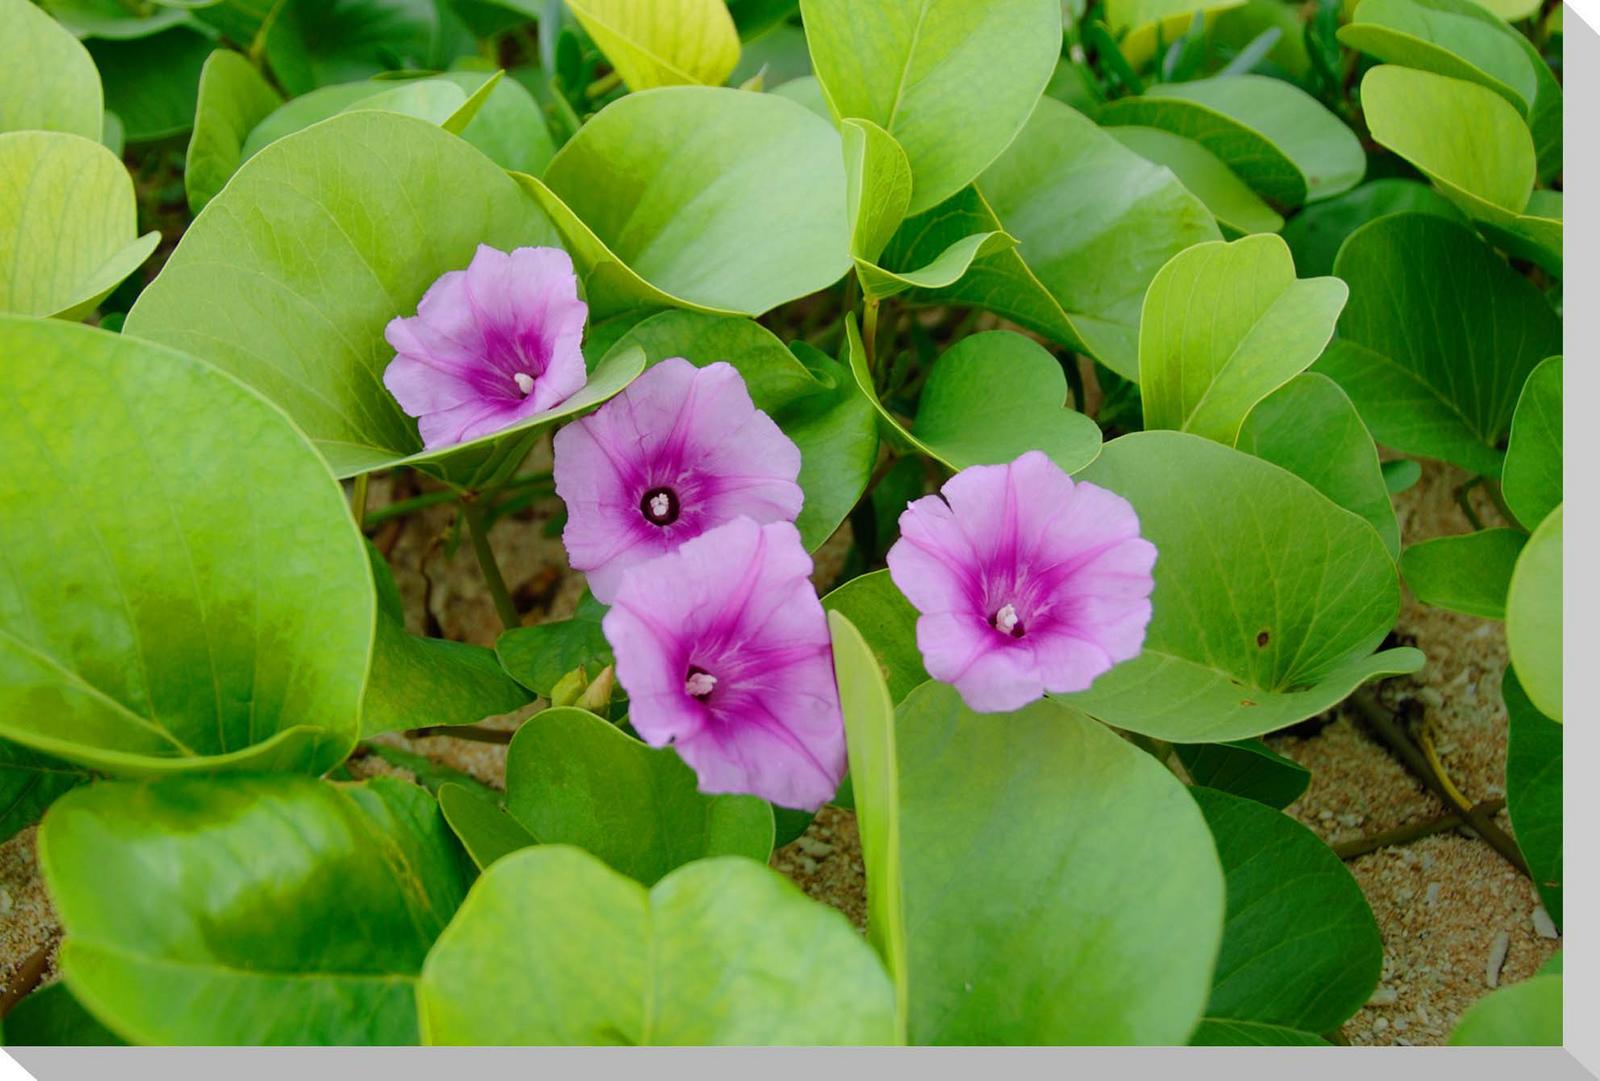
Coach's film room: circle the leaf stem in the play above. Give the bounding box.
[1333,798,1506,859]
[461,498,521,632]
[350,472,369,529]
[863,294,881,371]
[1455,477,1486,530]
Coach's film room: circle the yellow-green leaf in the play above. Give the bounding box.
[566,0,741,89]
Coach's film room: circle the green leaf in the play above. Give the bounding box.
[1190,1019,1330,1045]
[1192,788,1382,1038]
[566,0,741,89]
[1098,74,1365,208]
[125,111,645,486]
[1504,668,1561,925]
[417,847,898,1044]
[822,572,928,704]
[1280,178,1464,277]
[85,26,212,143]
[523,86,849,318]
[842,117,912,264]
[1507,504,1561,722]
[362,545,532,738]
[0,740,91,846]
[1399,528,1524,619]
[846,674,1225,1044]
[503,707,773,886]
[800,0,1062,215]
[238,81,394,158]
[0,0,103,138]
[1236,373,1400,557]
[1174,740,1310,809]
[1503,356,1562,530]
[1316,213,1560,475]
[0,132,159,321]
[853,231,1016,300]
[1449,974,1562,1045]
[1,982,125,1046]
[1383,457,1422,494]
[439,69,556,175]
[496,618,613,698]
[42,0,196,40]
[39,775,471,1044]
[437,781,537,870]
[1106,125,1284,236]
[0,317,372,775]
[880,98,1220,379]
[604,310,877,549]
[1065,431,1420,742]
[1139,234,1347,444]
[185,50,283,214]
[262,0,475,97]
[846,323,1100,475]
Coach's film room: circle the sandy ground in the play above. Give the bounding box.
[0,453,1557,1045]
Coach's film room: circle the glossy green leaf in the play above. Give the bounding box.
[504,707,772,885]
[1449,974,1562,1045]
[1236,373,1399,556]
[41,0,196,40]
[822,573,928,704]
[1066,431,1421,742]
[185,50,282,214]
[842,117,912,264]
[801,0,1061,215]
[1190,1019,1330,1045]
[40,775,471,1044]
[1506,504,1561,722]
[0,740,91,846]
[2,982,125,1047]
[1400,528,1524,619]
[1193,788,1382,1038]
[86,26,211,142]
[125,111,646,486]
[418,846,898,1044]
[1316,213,1560,475]
[1099,74,1365,207]
[524,86,849,318]
[437,781,537,871]
[881,98,1220,379]
[238,81,393,158]
[1107,125,1283,236]
[567,0,740,89]
[1175,739,1310,809]
[1280,178,1464,277]
[1504,668,1561,925]
[1108,0,1245,38]
[496,610,613,698]
[604,310,877,549]
[853,231,1015,300]
[262,0,475,97]
[1139,234,1346,444]
[0,132,159,321]
[439,69,556,175]
[1503,356,1562,530]
[0,317,372,775]
[0,0,103,138]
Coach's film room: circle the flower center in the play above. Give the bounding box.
[640,486,681,526]
[513,371,535,397]
[684,667,717,700]
[992,603,1025,638]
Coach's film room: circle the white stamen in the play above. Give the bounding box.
[994,603,1020,636]
[649,492,672,519]
[685,671,718,698]
[513,371,535,396]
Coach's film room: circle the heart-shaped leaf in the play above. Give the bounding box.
[437,781,537,871]
[1191,787,1382,1042]
[523,86,850,318]
[1064,431,1421,742]
[1504,668,1561,926]
[1507,504,1561,722]
[1236,373,1400,557]
[1098,74,1365,208]
[822,571,928,704]
[567,0,740,89]
[1399,528,1524,619]
[603,309,878,549]
[86,25,211,143]
[417,846,898,1044]
[1315,213,1560,475]
[1448,974,1562,1045]
[124,110,644,486]
[1280,178,1464,276]
[829,629,1226,1045]
[1174,740,1310,809]
[0,132,159,320]
[39,775,471,1044]
[1139,234,1347,444]
[0,739,91,846]
[801,0,1062,215]
[503,707,773,885]
[847,323,1101,474]
[880,97,1220,379]
[1106,125,1283,236]
[1503,355,1561,530]
[1,0,103,138]
[0,317,373,775]
[185,50,283,214]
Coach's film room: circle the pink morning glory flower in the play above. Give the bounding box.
[552,357,804,604]
[887,451,1157,714]
[383,244,588,449]
[602,518,846,811]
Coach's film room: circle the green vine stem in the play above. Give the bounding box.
[461,498,521,633]
[404,723,516,745]
[1333,798,1507,860]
